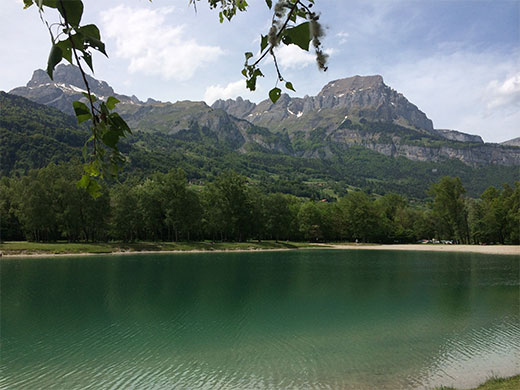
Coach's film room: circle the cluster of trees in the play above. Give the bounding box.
[1,164,518,244]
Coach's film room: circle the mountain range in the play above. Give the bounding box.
[3,64,519,199]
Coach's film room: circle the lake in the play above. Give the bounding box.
[1,250,519,389]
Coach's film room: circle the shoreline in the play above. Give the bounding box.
[319,243,520,255]
[1,242,518,258]
[0,247,295,259]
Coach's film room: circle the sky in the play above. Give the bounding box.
[1,0,518,142]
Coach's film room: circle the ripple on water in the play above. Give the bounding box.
[1,251,519,389]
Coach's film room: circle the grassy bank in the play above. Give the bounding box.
[0,240,319,256]
[439,375,520,390]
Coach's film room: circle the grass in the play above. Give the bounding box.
[0,240,320,256]
[437,375,520,390]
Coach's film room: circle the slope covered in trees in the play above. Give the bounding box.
[0,92,88,176]
[1,92,518,200]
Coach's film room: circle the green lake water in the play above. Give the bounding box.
[1,250,519,389]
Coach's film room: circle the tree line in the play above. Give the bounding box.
[1,164,518,244]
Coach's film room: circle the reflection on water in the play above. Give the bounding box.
[1,250,519,389]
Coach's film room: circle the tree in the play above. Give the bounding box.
[338,192,383,243]
[263,193,295,241]
[0,177,24,241]
[9,163,110,242]
[110,183,140,241]
[23,0,328,196]
[297,201,322,241]
[429,176,469,243]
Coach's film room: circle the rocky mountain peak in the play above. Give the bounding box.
[212,97,257,118]
[318,75,384,97]
[11,64,145,115]
[212,74,434,133]
[26,64,116,98]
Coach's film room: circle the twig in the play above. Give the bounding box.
[58,0,99,155]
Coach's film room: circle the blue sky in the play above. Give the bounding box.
[1,0,518,142]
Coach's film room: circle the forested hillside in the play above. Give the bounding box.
[0,92,88,176]
[1,92,518,199]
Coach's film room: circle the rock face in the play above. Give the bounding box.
[328,128,520,165]
[501,137,520,147]
[9,67,520,167]
[435,129,483,143]
[10,65,144,115]
[213,75,434,133]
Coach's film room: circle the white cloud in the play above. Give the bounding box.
[101,5,223,81]
[275,44,315,70]
[336,31,349,45]
[486,73,520,111]
[203,80,258,104]
[274,45,335,70]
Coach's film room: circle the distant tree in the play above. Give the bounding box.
[298,201,323,241]
[338,191,382,242]
[0,177,24,241]
[468,183,520,244]
[504,183,520,244]
[429,177,469,243]
[137,179,166,241]
[203,172,253,241]
[110,183,140,241]
[264,193,294,241]
[9,163,109,242]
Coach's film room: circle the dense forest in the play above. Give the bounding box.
[1,163,518,244]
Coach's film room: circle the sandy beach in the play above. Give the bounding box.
[320,244,520,255]
[1,243,518,258]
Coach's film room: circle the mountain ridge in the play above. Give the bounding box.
[8,65,520,167]
[2,90,518,199]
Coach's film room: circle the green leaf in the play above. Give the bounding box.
[78,24,100,40]
[72,101,91,123]
[85,36,107,56]
[83,52,93,72]
[46,44,62,79]
[79,24,107,56]
[23,0,33,9]
[285,81,295,92]
[108,112,131,134]
[57,0,83,27]
[283,22,311,51]
[77,175,102,199]
[244,52,253,61]
[265,0,272,9]
[55,39,72,63]
[40,0,57,9]
[269,87,282,103]
[82,92,97,103]
[106,96,120,110]
[83,161,100,177]
[101,129,119,149]
[77,173,90,188]
[260,34,269,52]
[245,68,263,91]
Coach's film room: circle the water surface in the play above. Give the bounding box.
[1,250,519,389]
